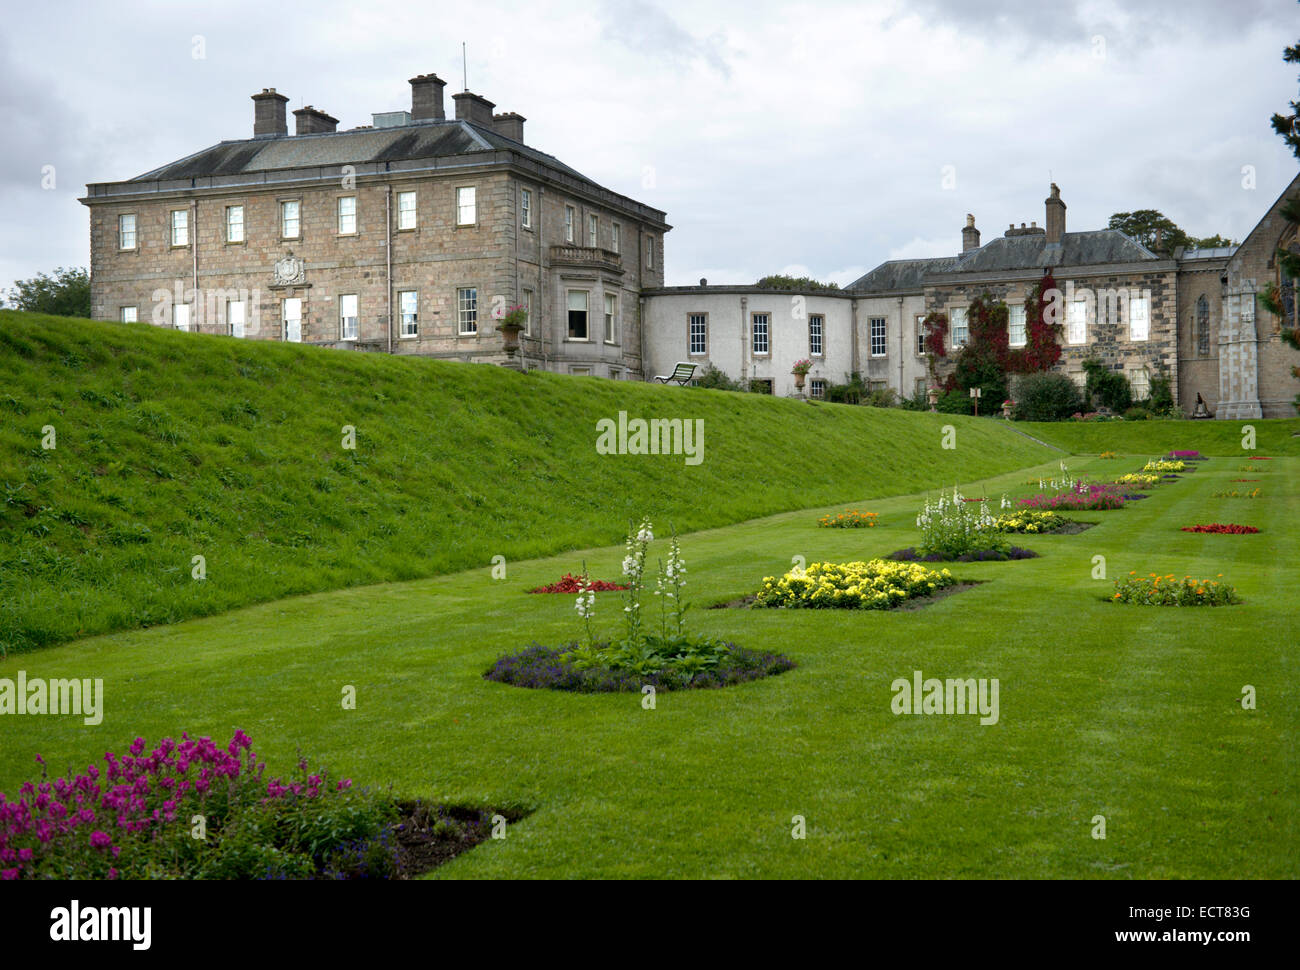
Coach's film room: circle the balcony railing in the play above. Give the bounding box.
[550,245,624,274]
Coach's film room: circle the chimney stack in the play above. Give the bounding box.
[1045,182,1066,245]
[293,105,338,135]
[961,213,980,252]
[409,73,447,121]
[492,112,526,143]
[453,91,496,128]
[252,88,289,138]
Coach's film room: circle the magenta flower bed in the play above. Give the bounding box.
[1018,483,1127,511]
[0,731,353,880]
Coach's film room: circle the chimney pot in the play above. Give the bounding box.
[409,73,447,121]
[293,105,339,135]
[1045,182,1066,244]
[961,213,980,252]
[453,90,496,128]
[492,111,526,143]
[251,88,289,138]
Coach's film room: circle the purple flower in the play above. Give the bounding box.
[89,830,112,850]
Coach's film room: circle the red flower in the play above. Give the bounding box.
[1180,523,1259,534]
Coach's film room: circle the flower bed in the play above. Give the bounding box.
[1099,451,1121,459]
[1112,473,1162,489]
[1167,450,1207,461]
[1212,488,1263,498]
[1230,478,1260,482]
[1019,483,1127,511]
[889,546,1037,562]
[1143,459,1187,473]
[817,509,879,528]
[1247,456,1272,460]
[991,509,1074,534]
[1180,523,1259,534]
[754,559,955,610]
[0,732,509,880]
[1112,572,1238,606]
[528,573,627,593]
[497,518,790,688]
[484,642,793,692]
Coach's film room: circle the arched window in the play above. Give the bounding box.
[1195,295,1209,356]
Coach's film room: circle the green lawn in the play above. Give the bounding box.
[0,310,1055,654]
[2,452,1294,878]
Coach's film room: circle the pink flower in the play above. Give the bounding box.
[89,830,112,850]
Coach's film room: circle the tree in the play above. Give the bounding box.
[953,292,1010,408]
[1268,38,1300,159]
[1106,211,1234,254]
[1011,269,1063,373]
[755,274,840,291]
[2,267,91,319]
[1257,34,1300,413]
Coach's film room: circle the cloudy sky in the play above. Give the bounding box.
[3,0,1297,290]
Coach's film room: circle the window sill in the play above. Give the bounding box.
[281,236,301,243]
[169,244,190,251]
[399,332,419,340]
[565,337,592,343]
[225,240,246,246]
[396,227,418,234]
[337,232,358,238]
[458,331,479,338]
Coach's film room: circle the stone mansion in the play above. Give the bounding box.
[82,73,1299,417]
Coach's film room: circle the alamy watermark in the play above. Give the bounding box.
[595,411,704,466]
[891,669,999,725]
[0,671,103,725]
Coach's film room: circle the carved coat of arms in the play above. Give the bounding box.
[272,254,306,286]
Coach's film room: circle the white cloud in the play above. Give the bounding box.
[0,0,1296,290]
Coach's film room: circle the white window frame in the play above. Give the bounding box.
[118,213,136,250]
[337,196,357,235]
[522,288,533,336]
[282,297,302,343]
[1008,304,1027,347]
[588,214,598,248]
[916,315,927,356]
[170,209,189,247]
[567,289,589,341]
[810,379,826,399]
[227,300,246,339]
[457,287,478,335]
[949,307,968,349]
[688,313,708,356]
[611,222,620,254]
[520,187,531,229]
[174,303,191,332]
[870,317,887,357]
[397,191,417,231]
[281,200,301,240]
[398,290,419,338]
[339,294,358,341]
[1129,294,1150,342]
[645,236,655,269]
[751,313,770,355]
[1067,300,1087,345]
[120,306,137,323]
[604,292,617,344]
[564,205,575,243]
[1128,366,1150,401]
[810,314,825,357]
[226,205,244,243]
[456,186,476,226]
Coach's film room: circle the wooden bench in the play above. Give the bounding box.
[652,362,697,385]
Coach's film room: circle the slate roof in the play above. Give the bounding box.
[850,229,1160,293]
[130,118,588,183]
[848,256,958,292]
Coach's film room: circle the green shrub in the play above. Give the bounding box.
[1012,373,1082,421]
[864,387,898,408]
[1082,357,1133,412]
[935,389,974,415]
[691,364,744,392]
[1123,406,1152,420]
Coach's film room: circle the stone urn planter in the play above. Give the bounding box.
[927,387,940,412]
[1002,399,1014,419]
[496,322,523,360]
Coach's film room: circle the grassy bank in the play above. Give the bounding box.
[0,311,1055,653]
